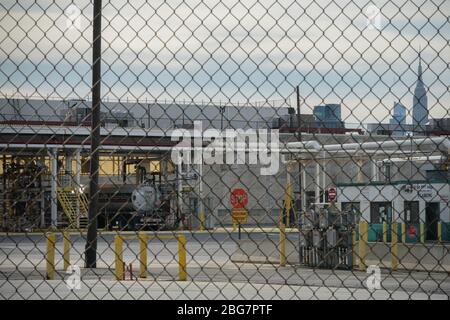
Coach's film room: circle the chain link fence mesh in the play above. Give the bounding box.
[0,0,449,300]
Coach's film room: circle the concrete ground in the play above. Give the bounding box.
[1,231,449,300]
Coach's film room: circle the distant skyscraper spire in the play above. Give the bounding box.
[418,45,423,81]
[412,46,428,132]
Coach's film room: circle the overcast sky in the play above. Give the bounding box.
[0,0,449,125]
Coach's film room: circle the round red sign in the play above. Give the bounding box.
[407,225,417,237]
[230,188,248,208]
[328,187,337,202]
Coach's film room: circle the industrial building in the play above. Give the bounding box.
[0,96,449,235]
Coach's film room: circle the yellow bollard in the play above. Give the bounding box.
[438,222,442,242]
[286,211,290,229]
[279,223,286,267]
[420,224,425,243]
[199,211,205,231]
[46,232,56,280]
[383,223,387,243]
[358,221,368,271]
[401,223,406,243]
[391,222,398,271]
[138,232,147,278]
[63,231,70,271]
[114,235,124,281]
[352,229,357,267]
[177,235,187,281]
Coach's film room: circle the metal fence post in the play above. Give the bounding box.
[178,235,187,281]
[85,0,102,269]
[46,232,56,280]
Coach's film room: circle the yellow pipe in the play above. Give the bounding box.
[391,222,398,271]
[63,231,70,271]
[279,223,286,267]
[46,232,56,280]
[177,235,187,281]
[114,235,124,281]
[383,223,387,243]
[138,232,147,278]
[358,221,368,271]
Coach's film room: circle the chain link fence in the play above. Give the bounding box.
[0,0,449,300]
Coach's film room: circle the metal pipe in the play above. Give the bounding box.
[177,161,183,228]
[296,86,303,218]
[2,155,6,230]
[301,165,306,211]
[50,148,58,229]
[321,137,450,152]
[315,162,321,204]
[75,149,81,228]
[377,155,444,164]
[322,152,326,202]
[286,137,450,153]
[199,161,204,230]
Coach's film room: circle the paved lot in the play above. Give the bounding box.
[1,231,449,299]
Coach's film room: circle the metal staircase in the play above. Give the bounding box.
[57,186,89,229]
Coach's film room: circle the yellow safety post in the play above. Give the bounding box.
[114,235,124,281]
[199,211,205,231]
[438,222,442,242]
[352,229,357,267]
[138,232,147,278]
[286,209,289,228]
[279,222,286,267]
[401,223,406,243]
[63,231,70,271]
[177,235,187,281]
[358,221,368,271]
[283,171,293,228]
[46,232,56,280]
[391,222,398,271]
[420,224,425,243]
[383,223,387,243]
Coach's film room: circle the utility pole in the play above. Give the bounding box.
[85,0,102,268]
[296,86,303,216]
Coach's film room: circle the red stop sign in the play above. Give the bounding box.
[230,188,248,208]
[408,225,417,237]
[328,187,337,202]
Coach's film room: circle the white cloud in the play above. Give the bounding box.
[0,0,449,122]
